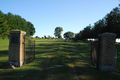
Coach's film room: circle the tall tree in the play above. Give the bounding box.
[44,35,47,39]
[0,11,9,36]
[75,32,82,40]
[0,11,36,37]
[80,24,92,40]
[54,27,63,38]
[48,35,51,39]
[92,19,106,38]
[104,7,120,37]
[63,31,74,39]
[26,21,35,36]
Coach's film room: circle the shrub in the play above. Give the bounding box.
[0,35,9,39]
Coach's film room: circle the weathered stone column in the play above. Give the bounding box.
[8,30,26,67]
[98,32,116,71]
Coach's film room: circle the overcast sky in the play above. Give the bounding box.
[0,0,119,37]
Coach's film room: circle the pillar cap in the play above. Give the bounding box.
[9,30,26,34]
[98,32,116,37]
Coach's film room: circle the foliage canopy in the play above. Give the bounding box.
[74,7,120,41]
[54,27,63,38]
[0,11,35,37]
[63,31,74,39]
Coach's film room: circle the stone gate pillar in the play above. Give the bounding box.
[98,32,116,71]
[8,30,26,67]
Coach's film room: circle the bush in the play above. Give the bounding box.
[35,36,39,38]
[0,35,9,39]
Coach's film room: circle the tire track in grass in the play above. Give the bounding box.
[31,40,77,80]
[44,41,66,79]
[66,41,91,80]
[39,41,68,80]
[65,40,79,80]
[43,41,75,80]
[39,42,61,68]
[24,40,61,79]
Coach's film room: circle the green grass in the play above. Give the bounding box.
[116,43,120,71]
[0,40,9,66]
[0,39,120,80]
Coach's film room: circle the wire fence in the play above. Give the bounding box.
[24,36,35,64]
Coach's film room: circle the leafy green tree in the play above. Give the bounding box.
[54,27,63,38]
[0,11,36,37]
[26,21,35,36]
[52,37,54,39]
[63,31,74,39]
[92,19,106,38]
[0,11,9,36]
[44,35,47,39]
[80,24,92,40]
[48,35,51,39]
[75,33,80,40]
[35,36,39,38]
[104,7,120,37]
[73,7,120,41]
[7,12,16,30]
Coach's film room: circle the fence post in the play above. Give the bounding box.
[90,41,98,69]
[24,35,26,64]
[98,32,116,71]
[8,30,26,67]
[34,40,35,59]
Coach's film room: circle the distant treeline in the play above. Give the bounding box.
[0,11,35,38]
[74,7,120,41]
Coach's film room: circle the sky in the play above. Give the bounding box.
[0,0,119,38]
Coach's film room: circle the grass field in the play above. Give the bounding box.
[0,39,120,80]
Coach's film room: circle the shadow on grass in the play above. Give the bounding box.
[35,42,66,56]
[0,53,74,80]
[75,66,120,80]
[0,50,9,68]
[0,65,74,80]
[0,50,8,57]
[116,43,120,71]
[1,40,120,80]
[0,62,11,69]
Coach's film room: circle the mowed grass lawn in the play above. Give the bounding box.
[0,39,120,80]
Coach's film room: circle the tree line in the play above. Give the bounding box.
[4,6,118,40]
[54,27,74,39]
[35,35,55,39]
[74,7,120,41]
[54,7,120,41]
[0,11,35,38]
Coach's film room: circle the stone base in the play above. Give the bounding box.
[9,61,24,67]
[99,65,115,72]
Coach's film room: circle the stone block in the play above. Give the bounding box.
[8,30,26,67]
[98,32,116,71]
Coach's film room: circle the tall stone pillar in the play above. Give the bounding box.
[98,32,116,71]
[8,30,26,67]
